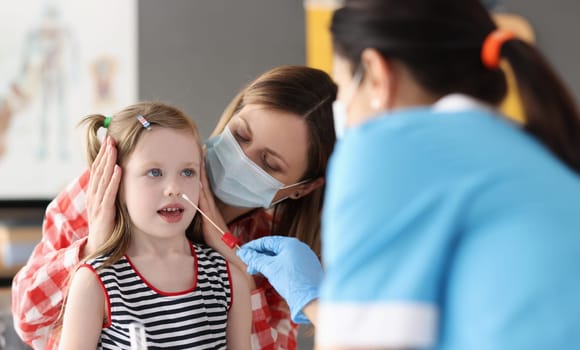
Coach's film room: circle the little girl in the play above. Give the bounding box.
[58,102,251,349]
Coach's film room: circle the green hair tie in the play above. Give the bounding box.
[103,115,112,128]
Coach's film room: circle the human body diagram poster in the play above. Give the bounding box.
[0,0,137,199]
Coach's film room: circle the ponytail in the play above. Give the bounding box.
[503,40,580,173]
[78,114,108,166]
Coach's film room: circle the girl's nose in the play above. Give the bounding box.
[165,190,181,197]
[163,182,181,197]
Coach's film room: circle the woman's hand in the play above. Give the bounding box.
[83,136,122,258]
[198,153,256,289]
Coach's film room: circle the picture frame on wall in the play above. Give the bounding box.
[0,0,137,202]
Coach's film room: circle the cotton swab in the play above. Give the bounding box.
[180,193,240,250]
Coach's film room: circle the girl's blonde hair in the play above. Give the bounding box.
[81,101,202,267]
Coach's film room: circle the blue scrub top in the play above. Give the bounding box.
[318,101,580,349]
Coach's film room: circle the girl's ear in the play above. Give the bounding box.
[361,48,395,111]
[292,177,325,199]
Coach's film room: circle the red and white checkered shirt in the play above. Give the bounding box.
[11,169,299,349]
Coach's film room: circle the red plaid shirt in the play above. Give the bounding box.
[11,170,299,349]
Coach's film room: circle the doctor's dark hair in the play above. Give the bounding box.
[212,66,337,255]
[331,0,580,173]
[80,101,202,267]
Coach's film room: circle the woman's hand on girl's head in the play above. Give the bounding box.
[84,136,122,258]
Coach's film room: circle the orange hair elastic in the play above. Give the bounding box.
[481,30,516,69]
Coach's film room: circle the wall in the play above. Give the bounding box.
[138,1,580,140]
[139,0,306,140]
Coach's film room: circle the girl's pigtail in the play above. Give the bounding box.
[78,114,108,166]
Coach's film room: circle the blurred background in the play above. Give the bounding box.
[0,0,579,349]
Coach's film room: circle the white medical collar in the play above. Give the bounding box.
[433,93,495,113]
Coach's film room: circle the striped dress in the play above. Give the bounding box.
[84,243,232,349]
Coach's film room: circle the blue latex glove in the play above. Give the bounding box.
[237,236,323,324]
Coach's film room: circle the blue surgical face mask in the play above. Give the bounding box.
[205,127,306,208]
[332,67,363,140]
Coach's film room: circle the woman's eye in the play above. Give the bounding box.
[262,154,280,172]
[235,128,250,142]
[147,168,162,177]
[182,168,195,177]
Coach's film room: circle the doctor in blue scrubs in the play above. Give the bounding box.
[237,0,580,349]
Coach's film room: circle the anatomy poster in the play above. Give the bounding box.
[0,0,137,199]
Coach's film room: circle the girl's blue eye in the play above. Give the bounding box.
[182,169,195,177]
[147,168,162,177]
